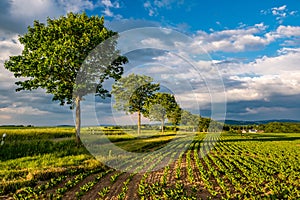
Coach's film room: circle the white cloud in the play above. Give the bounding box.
[103,8,114,17]
[57,0,96,13]
[3,0,63,33]
[143,0,183,16]
[190,24,300,53]
[143,1,157,16]
[9,0,60,19]
[282,38,300,46]
[276,25,300,37]
[123,24,278,56]
[101,0,120,8]
[153,0,179,9]
[191,24,272,53]
[261,5,297,24]
[277,47,300,54]
[0,33,23,91]
[127,50,225,114]
[8,0,99,24]
[140,38,167,49]
[222,47,300,103]
[120,25,299,110]
[273,5,287,11]
[262,25,300,47]
[1,0,104,33]
[0,33,23,61]
[100,0,121,18]
[226,88,262,102]
[250,48,300,73]
[227,74,299,101]
[101,0,114,7]
[0,105,50,115]
[243,107,288,115]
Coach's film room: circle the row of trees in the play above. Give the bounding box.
[262,122,300,133]
[3,12,217,143]
[111,73,221,134]
[181,110,216,132]
[111,73,181,134]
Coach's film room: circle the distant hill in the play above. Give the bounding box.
[56,125,75,127]
[224,119,300,125]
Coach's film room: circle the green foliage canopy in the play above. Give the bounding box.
[168,105,182,131]
[146,93,178,120]
[111,73,160,134]
[4,12,127,106]
[145,93,179,133]
[111,73,160,115]
[4,12,128,143]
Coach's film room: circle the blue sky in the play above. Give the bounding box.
[0,0,300,126]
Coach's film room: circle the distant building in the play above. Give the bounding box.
[249,129,257,133]
[242,129,247,134]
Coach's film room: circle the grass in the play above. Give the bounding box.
[80,127,181,153]
[0,126,183,195]
[0,127,74,140]
[2,126,300,198]
[0,127,103,194]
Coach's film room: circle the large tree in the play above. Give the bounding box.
[145,93,179,134]
[168,105,182,132]
[111,73,160,134]
[4,13,128,144]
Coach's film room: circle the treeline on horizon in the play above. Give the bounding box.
[223,121,300,133]
[110,113,300,133]
[1,119,300,133]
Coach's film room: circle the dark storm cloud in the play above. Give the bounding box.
[226,94,300,120]
[0,0,27,33]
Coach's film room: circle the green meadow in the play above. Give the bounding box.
[0,127,300,199]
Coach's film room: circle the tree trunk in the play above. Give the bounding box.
[137,110,141,135]
[75,96,81,145]
[161,117,165,134]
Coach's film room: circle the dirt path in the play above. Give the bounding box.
[125,173,141,200]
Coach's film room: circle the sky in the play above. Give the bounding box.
[0,0,300,126]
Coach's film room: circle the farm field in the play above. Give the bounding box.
[0,127,300,199]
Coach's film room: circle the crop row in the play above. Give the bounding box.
[10,132,300,199]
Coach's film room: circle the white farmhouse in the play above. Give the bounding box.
[248,129,257,133]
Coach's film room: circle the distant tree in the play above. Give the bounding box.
[208,120,223,132]
[181,110,192,126]
[222,124,230,132]
[111,73,160,134]
[263,122,300,133]
[180,110,200,132]
[198,117,211,132]
[189,114,201,132]
[146,93,179,133]
[168,105,182,132]
[4,13,128,144]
